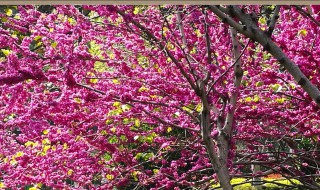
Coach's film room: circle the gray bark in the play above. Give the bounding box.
[199,79,233,190]
[197,26,244,190]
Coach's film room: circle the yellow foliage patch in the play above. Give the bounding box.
[298,29,307,37]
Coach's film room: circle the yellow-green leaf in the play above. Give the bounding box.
[258,17,266,24]
[112,79,120,84]
[42,138,51,145]
[94,61,107,72]
[87,72,98,84]
[245,97,252,103]
[43,129,49,135]
[5,8,13,16]
[113,101,121,107]
[106,119,113,125]
[1,49,11,56]
[150,95,157,99]
[138,86,149,92]
[36,183,43,188]
[132,171,140,181]
[190,47,196,54]
[67,169,73,175]
[134,119,140,127]
[133,7,140,14]
[34,36,42,41]
[195,103,202,112]
[195,29,202,37]
[25,141,34,147]
[108,52,115,59]
[271,84,282,92]
[67,17,77,26]
[100,130,107,135]
[28,187,39,190]
[255,81,264,87]
[42,145,51,154]
[182,106,192,113]
[74,97,82,104]
[110,127,116,133]
[15,151,24,157]
[63,143,68,150]
[0,182,6,188]
[51,41,58,48]
[106,174,114,180]
[166,42,175,50]
[298,29,307,37]
[275,97,286,104]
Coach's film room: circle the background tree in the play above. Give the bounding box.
[0,4,319,190]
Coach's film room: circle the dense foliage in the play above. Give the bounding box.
[0,5,320,190]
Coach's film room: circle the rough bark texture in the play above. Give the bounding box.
[197,26,244,190]
[199,78,233,190]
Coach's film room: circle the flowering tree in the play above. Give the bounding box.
[0,5,320,190]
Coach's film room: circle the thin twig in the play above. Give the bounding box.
[267,5,280,36]
[294,5,320,27]
[75,83,200,132]
[116,8,199,93]
[203,7,212,84]
[125,102,199,133]
[207,39,250,95]
[176,9,200,82]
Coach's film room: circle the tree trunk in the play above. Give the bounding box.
[252,164,263,190]
[201,108,233,190]
[216,164,233,190]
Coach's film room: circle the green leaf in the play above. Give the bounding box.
[143,152,154,160]
[1,49,11,56]
[88,40,103,57]
[34,36,42,41]
[255,81,264,87]
[258,17,266,24]
[132,171,139,181]
[134,135,141,141]
[68,17,77,26]
[253,95,259,102]
[133,7,140,14]
[108,136,118,144]
[298,29,307,37]
[134,152,143,160]
[94,61,107,72]
[271,84,282,92]
[245,97,252,103]
[5,8,13,16]
[42,64,51,72]
[275,97,286,104]
[134,119,140,127]
[121,104,131,112]
[51,41,58,48]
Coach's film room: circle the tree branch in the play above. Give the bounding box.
[267,5,280,36]
[212,5,320,107]
[207,39,250,95]
[294,5,320,27]
[116,8,199,93]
